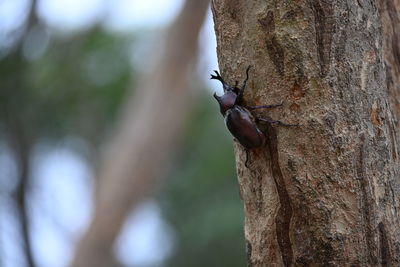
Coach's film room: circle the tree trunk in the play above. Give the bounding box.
[212,0,400,266]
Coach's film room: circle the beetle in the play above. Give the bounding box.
[211,66,295,149]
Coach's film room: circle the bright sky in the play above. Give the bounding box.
[36,0,185,31]
[0,0,218,266]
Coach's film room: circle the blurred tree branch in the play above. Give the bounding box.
[3,1,38,266]
[70,1,210,266]
[10,120,35,267]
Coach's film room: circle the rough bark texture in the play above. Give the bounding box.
[212,0,400,266]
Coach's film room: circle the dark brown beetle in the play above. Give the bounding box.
[211,66,295,149]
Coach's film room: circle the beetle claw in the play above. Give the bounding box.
[247,103,283,110]
[257,117,298,127]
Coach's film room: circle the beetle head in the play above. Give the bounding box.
[213,89,237,116]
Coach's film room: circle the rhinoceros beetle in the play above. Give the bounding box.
[211,66,295,149]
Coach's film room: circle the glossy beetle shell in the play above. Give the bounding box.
[212,66,268,149]
[225,106,265,149]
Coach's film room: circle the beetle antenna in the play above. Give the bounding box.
[235,65,252,105]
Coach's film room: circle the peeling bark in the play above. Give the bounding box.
[212,0,400,265]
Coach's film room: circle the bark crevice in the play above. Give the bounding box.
[310,0,334,77]
[356,133,378,265]
[378,222,391,267]
[259,11,285,77]
[385,0,400,73]
[265,125,293,267]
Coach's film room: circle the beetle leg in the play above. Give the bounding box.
[241,66,252,91]
[256,117,298,126]
[233,80,240,94]
[247,103,283,110]
[235,65,252,105]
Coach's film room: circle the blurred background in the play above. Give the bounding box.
[0,0,246,266]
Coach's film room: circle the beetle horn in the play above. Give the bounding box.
[214,93,222,106]
[210,70,222,81]
[213,92,221,102]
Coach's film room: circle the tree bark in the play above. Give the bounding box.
[212,0,400,266]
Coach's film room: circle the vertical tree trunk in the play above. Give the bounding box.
[212,0,400,266]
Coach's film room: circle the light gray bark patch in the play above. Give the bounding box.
[249,169,264,213]
[378,222,391,266]
[246,150,266,213]
[256,170,264,213]
[386,0,400,73]
[334,29,347,62]
[265,125,293,267]
[310,0,335,77]
[284,36,306,83]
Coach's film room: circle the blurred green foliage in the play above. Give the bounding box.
[161,93,246,267]
[0,23,246,266]
[0,27,132,145]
